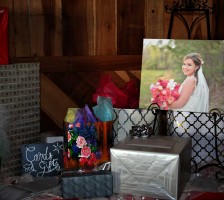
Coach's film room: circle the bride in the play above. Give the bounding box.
[169,53,209,112]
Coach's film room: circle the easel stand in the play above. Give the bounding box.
[166,0,213,39]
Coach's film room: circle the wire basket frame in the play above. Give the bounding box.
[113,104,224,177]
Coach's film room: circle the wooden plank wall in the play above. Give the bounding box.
[1,0,223,134]
[2,0,221,57]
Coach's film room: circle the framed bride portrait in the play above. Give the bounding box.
[139,39,224,113]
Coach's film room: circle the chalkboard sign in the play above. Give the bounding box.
[21,142,63,177]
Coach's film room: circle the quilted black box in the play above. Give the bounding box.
[61,170,113,198]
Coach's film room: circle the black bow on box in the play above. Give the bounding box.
[129,124,153,138]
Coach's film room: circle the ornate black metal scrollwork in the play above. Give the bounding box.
[189,108,224,180]
[165,0,214,39]
[207,108,224,180]
[112,103,161,141]
[166,0,212,11]
[166,107,224,179]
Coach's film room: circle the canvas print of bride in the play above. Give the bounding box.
[139,39,224,168]
[139,39,224,113]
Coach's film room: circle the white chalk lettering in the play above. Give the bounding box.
[23,144,62,177]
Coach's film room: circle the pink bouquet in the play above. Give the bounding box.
[150,78,181,110]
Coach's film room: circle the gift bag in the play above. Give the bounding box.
[63,105,102,170]
[0,8,8,64]
[92,96,115,163]
[94,121,114,164]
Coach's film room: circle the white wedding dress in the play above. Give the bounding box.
[175,67,209,113]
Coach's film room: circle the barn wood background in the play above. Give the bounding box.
[1,0,224,135]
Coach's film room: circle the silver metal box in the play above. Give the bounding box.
[110,136,192,200]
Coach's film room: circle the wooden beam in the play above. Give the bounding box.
[41,73,77,129]
[10,55,142,72]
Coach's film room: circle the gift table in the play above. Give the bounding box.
[1,169,224,200]
[0,164,224,200]
[2,107,224,199]
[1,134,224,200]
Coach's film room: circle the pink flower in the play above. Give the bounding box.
[75,122,81,128]
[157,85,163,90]
[80,146,91,158]
[76,136,87,148]
[162,101,168,109]
[161,90,167,95]
[167,96,174,104]
[67,131,71,142]
[150,78,180,110]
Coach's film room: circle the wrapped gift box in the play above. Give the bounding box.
[61,170,113,199]
[110,136,192,200]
